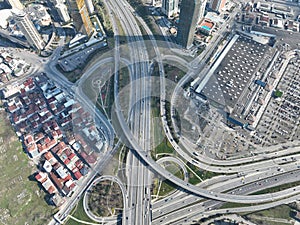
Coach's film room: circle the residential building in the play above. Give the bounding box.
[56,3,71,22]
[12,10,45,50]
[5,0,24,10]
[210,0,226,12]
[177,0,206,48]
[66,0,94,36]
[271,4,293,17]
[256,2,271,13]
[27,4,52,27]
[258,14,270,26]
[162,0,179,18]
[198,18,214,35]
[198,0,207,23]
[286,20,299,32]
[271,18,284,28]
[51,0,64,5]
[77,0,93,36]
[84,0,94,14]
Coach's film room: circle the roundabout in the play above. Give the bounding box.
[83,175,128,225]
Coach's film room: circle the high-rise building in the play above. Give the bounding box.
[76,0,93,36]
[210,0,226,12]
[51,0,64,5]
[56,3,70,22]
[6,0,24,10]
[12,10,45,50]
[198,0,207,22]
[84,0,94,14]
[67,0,93,36]
[177,0,205,49]
[162,0,179,18]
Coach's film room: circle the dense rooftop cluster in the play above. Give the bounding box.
[0,48,30,84]
[2,74,105,206]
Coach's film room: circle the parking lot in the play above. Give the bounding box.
[255,55,300,146]
[58,40,108,72]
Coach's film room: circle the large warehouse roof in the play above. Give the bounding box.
[201,35,270,109]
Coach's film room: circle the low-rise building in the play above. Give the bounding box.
[258,14,270,26]
[271,18,284,28]
[285,20,299,32]
[198,19,215,35]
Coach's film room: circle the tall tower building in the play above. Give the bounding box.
[13,10,45,50]
[76,0,93,36]
[6,0,24,10]
[162,0,179,18]
[56,3,71,22]
[84,0,94,14]
[198,0,207,22]
[67,0,93,36]
[177,0,204,49]
[51,0,64,5]
[210,0,226,12]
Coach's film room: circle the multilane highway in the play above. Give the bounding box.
[105,0,153,224]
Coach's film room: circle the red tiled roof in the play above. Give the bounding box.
[75,159,83,167]
[86,153,96,164]
[8,105,17,112]
[69,153,76,160]
[64,158,70,165]
[35,172,47,183]
[44,137,51,144]
[44,151,54,160]
[35,132,44,141]
[37,144,46,152]
[49,172,63,190]
[74,171,82,180]
[27,143,37,152]
[48,186,56,194]
[32,121,39,129]
[63,174,72,182]
[35,173,42,180]
[64,148,71,156]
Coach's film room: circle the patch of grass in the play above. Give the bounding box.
[151,61,160,77]
[174,169,184,180]
[151,97,166,160]
[220,202,253,209]
[56,65,82,83]
[97,74,115,119]
[152,178,159,196]
[88,181,123,217]
[0,111,56,225]
[153,138,174,159]
[159,180,176,196]
[188,173,201,185]
[164,162,184,180]
[186,162,218,180]
[118,66,130,90]
[250,180,300,195]
[64,198,96,225]
[252,205,291,220]
[151,97,160,118]
[246,219,289,225]
[163,64,186,83]
[94,0,114,37]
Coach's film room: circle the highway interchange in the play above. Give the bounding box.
[15,0,299,224]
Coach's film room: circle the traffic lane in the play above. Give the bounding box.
[152,168,300,220]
